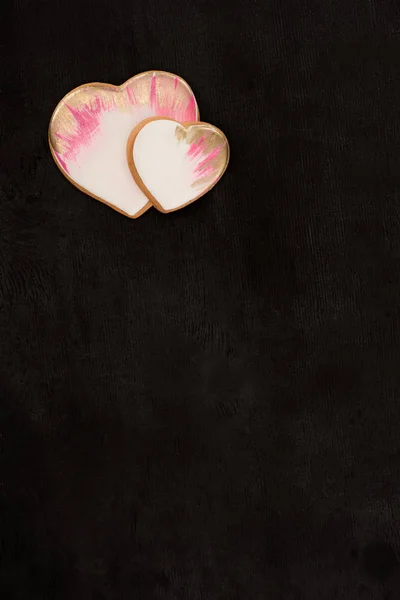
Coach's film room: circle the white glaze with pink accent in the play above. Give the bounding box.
[49,72,199,217]
[130,119,229,213]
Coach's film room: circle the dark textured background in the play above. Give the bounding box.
[1,0,400,598]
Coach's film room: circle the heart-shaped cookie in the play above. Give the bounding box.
[49,71,199,218]
[127,118,229,213]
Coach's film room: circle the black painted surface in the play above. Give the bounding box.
[1,0,400,598]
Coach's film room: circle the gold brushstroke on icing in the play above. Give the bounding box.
[173,124,229,189]
[50,72,197,156]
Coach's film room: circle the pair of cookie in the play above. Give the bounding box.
[49,71,229,217]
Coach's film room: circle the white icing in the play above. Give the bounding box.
[133,120,204,211]
[66,108,153,216]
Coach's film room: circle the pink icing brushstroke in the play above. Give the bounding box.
[187,142,225,180]
[150,73,157,110]
[56,96,116,166]
[188,137,206,158]
[197,164,215,178]
[195,146,223,174]
[150,72,197,121]
[181,94,197,121]
[126,86,137,105]
[54,75,198,172]
[188,143,226,181]
[55,151,69,173]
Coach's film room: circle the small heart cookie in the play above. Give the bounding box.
[127,118,229,213]
[49,71,199,218]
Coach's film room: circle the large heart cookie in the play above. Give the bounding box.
[127,118,229,213]
[49,71,199,218]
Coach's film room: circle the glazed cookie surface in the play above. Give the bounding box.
[49,72,199,218]
[127,118,229,213]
